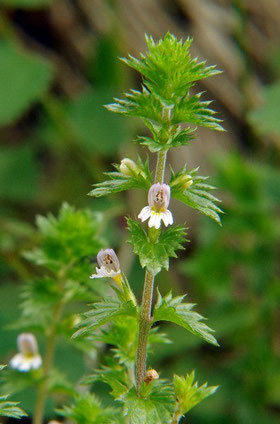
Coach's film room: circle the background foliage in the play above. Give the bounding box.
[0,0,279,423]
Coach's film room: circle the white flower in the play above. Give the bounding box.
[138,183,173,229]
[90,249,121,284]
[10,333,42,372]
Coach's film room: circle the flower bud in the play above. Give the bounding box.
[170,174,193,190]
[144,369,159,384]
[120,158,138,176]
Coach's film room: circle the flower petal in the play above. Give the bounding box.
[148,212,161,229]
[138,206,151,222]
[162,210,173,227]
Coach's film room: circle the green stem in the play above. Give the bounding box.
[33,299,65,424]
[136,150,168,395]
[136,270,155,394]
[155,150,167,184]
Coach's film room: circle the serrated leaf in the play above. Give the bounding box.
[173,371,218,416]
[0,367,27,419]
[58,393,123,424]
[136,126,194,152]
[127,218,187,275]
[121,384,174,424]
[170,166,223,225]
[86,359,129,399]
[107,89,223,131]
[153,291,218,346]
[88,157,151,197]
[73,298,137,338]
[23,203,103,272]
[121,33,220,103]
[0,41,53,126]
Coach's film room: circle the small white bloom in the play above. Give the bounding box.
[138,183,173,229]
[90,249,121,283]
[10,333,42,372]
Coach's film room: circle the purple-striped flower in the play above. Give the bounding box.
[138,183,173,229]
[90,249,121,284]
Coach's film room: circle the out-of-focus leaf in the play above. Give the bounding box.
[58,393,123,424]
[0,42,53,126]
[0,146,38,200]
[249,82,280,136]
[66,90,130,155]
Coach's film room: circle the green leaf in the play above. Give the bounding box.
[248,82,280,136]
[107,89,223,131]
[73,297,137,338]
[23,203,103,273]
[88,157,151,197]
[85,357,129,399]
[58,393,123,424]
[0,395,27,419]
[136,123,195,152]
[0,41,53,126]
[121,384,174,424]
[127,218,187,275]
[173,371,218,416]
[121,33,220,102]
[170,166,223,225]
[0,366,27,419]
[0,146,38,200]
[66,89,130,156]
[153,291,219,346]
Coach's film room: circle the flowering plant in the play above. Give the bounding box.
[2,33,224,424]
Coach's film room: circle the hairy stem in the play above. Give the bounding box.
[136,150,168,395]
[136,270,155,394]
[33,299,65,424]
[155,150,167,184]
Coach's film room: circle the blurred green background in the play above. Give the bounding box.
[0,0,280,423]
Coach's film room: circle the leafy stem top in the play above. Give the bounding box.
[106,33,223,154]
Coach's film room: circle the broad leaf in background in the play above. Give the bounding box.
[66,90,130,156]
[0,42,53,126]
[249,82,280,136]
[173,371,218,416]
[153,291,218,346]
[121,384,174,424]
[0,146,38,201]
[127,219,187,275]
